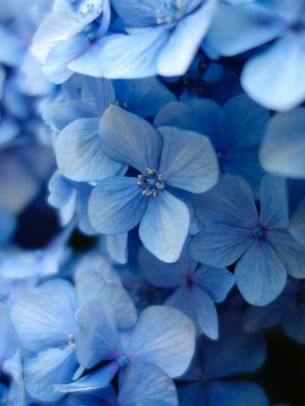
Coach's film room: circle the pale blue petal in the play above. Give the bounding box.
[207,3,284,56]
[260,108,305,178]
[157,0,217,76]
[139,191,190,263]
[235,241,287,305]
[190,225,253,267]
[194,174,258,228]
[55,118,124,182]
[241,34,305,111]
[10,280,77,352]
[290,197,305,246]
[118,362,178,406]
[75,298,123,369]
[100,105,161,172]
[88,177,148,234]
[0,27,24,66]
[126,306,195,378]
[193,265,234,303]
[0,305,18,362]
[158,127,219,193]
[24,347,78,402]
[82,78,115,114]
[53,101,97,131]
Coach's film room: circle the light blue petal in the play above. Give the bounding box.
[235,241,287,305]
[158,127,219,193]
[0,305,18,362]
[267,229,305,279]
[55,363,118,394]
[166,286,218,339]
[260,108,305,178]
[190,225,253,267]
[157,0,217,76]
[126,305,195,378]
[75,298,123,369]
[0,27,24,66]
[118,362,178,406]
[83,28,169,78]
[24,346,78,402]
[241,34,305,111]
[139,191,190,263]
[290,197,305,246]
[100,105,162,172]
[111,0,159,26]
[53,101,97,131]
[207,381,269,406]
[10,280,77,352]
[43,34,89,84]
[82,78,115,114]
[259,175,288,228]
[88,177,148,234]
[207,3,284,56]
[194,174,258,228]
[193,265,234,303]
[55,118,124,182]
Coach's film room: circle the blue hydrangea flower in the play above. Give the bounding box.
[69,0,217,78]
[31,0,111,83]
[154,93,269,195]
[190,174,305,305]
[244,278,305,345]
[207,0,305,111]
[10,280,79,402]
[139,247,234,338]
[260,108,305,179]
[178,311,268,406]
[88,105,219,262]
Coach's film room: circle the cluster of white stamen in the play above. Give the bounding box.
[155,0,186,25]
[137,168,165,197]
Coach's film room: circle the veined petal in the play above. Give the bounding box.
[139,191,190,263]
[158,127,219,193]
[88,177,148,234]
[190,225,253,267]
[126,306,195,378]
[55,118,124,182]
[0,305,18,363]
[235,241,287,305]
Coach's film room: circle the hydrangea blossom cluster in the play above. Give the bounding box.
[1,0,305,405]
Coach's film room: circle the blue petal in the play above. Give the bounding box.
[55,118,124,182]
[193,265,235,303]
[139,191,190,263]
[75,298,123,369]
[157,0,217,76]
[0,27,24,66]
[10,280,77,352]
[126,305,195,378]
[158,127,219,193]
[282,305,305,344]
[166,286,218,339]
[241,34,305,111]
[235,241,287,305]
[55,363,118,394]
[260,108,305,177]
[207,3,284,56]
[259,175,288,228]
[118,362,178,406]
[111,0,160,27]
[88,177,148,234]
[268,229,305,279]
[82,78,115,114]
[193,174,258,228]
[53,101,97,131]
[100,105,162,172]
[0,305,18,362]
[24,346,78,402]
[189,225,253,267]
[290,197,305,246]
[43,34,89,84]
[207,381,269,406]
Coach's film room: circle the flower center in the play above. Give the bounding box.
[155,0,186,24]
[252,226,265,240]
[137,168,165,197]
[118,355,129,368]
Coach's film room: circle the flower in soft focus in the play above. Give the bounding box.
[88,105,219,262]
[190,174,305,305]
